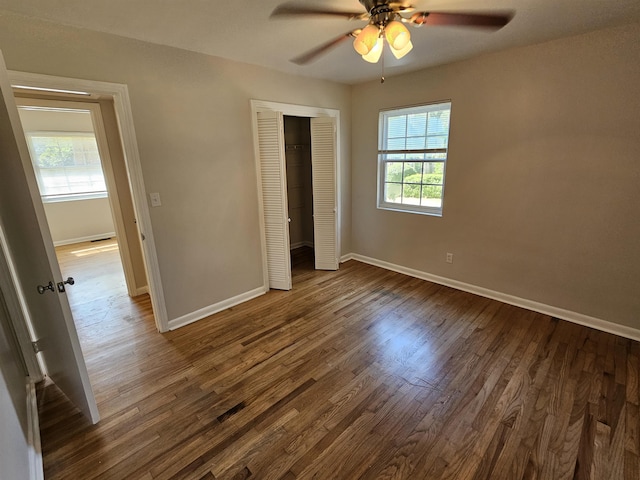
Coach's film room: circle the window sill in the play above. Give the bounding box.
[41,192,108,203]
[377,203,443,217]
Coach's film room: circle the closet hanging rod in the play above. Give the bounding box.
[285,144,306,151]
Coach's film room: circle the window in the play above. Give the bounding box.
[25,132,107,202]
[378,101,451,216]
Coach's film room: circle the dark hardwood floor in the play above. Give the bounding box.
[39,244,640,479]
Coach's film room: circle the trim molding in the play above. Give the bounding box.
[290,240,314,250]
[26,381,44,480]
[134,285,149,296]
[340,253,354,263]
[52,232,115,247]
[168,286,268,331]
[347,253,640,342]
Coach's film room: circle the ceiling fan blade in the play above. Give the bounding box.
[271,4,366,21]
[291,31,359,65]
[388,2,416,13]
[410,11,513,29]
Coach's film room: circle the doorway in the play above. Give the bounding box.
[284,116,314,282]
[7,70,168,332]
[13,95,153,384]
[15,97,147,297]
[252,100,341,292]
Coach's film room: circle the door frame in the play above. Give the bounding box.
[9,71,169,332]
[250,100,341,289]
[0,223,43,381]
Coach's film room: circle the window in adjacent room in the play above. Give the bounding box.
[378,101,451,216]
[25,132,107,202]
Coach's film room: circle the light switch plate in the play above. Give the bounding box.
[149,192,162,207]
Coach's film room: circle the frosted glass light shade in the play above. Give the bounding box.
[391,40,413,59]
[353,24,380,55]
[384,20,410,50]
[362,37,383,63]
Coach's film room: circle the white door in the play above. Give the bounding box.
[0,51,99,423]
[310,117,338,270]
[257,111,292,290]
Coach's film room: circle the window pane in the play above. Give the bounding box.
[402,184,421,205]
[387,138,406,150]
[424,162,444,175]
[406,136,425,150]
[28,134,106,197]
[387,115,406,138]
[407,113,427,136]
[403,162,423,184]
[426,135,448,149]
[421,185,443,208]
[40,169,69,195]
[385,162,403,183]
[31,137,73,167]
[423,172,443,185]
[427,110,450,136]
[384,183,402,203]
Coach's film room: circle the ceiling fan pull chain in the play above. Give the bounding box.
[381,42,385,83]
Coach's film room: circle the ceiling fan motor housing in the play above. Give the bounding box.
[361,0,398,26]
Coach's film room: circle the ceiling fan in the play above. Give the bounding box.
[271,0,514,65]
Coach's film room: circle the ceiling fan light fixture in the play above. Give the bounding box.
[384,20,410,50]
[353,24,380,55]
[361,36,384,63]
[390,39,413,59]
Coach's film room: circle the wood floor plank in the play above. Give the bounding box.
[38,242,640,479]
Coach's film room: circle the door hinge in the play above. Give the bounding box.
[32,340,42,354]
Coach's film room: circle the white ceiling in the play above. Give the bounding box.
[1,0,640,84]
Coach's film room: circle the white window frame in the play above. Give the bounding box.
[377,101,452,216]
[24,130,108,203]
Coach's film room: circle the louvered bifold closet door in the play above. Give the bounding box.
[310,117,338,270]
[257,111,292,290]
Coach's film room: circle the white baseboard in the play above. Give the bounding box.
[347,253,640,342]
[168,286,268,331]
[340,253,354,263]
[290,241,314,250]
[26,380,43,480]
[134,285,149,296]
[53,232,116,247]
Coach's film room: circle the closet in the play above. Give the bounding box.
[284,116,314,253]
[254,102,338,292]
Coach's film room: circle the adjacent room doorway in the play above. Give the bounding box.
[8,70,168,332]
[14,97,147,304]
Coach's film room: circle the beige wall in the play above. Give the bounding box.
[43,198,114,245]
[351,23,640,329]
[0,11,351,320]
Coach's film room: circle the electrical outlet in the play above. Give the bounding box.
[446,252,453,264]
